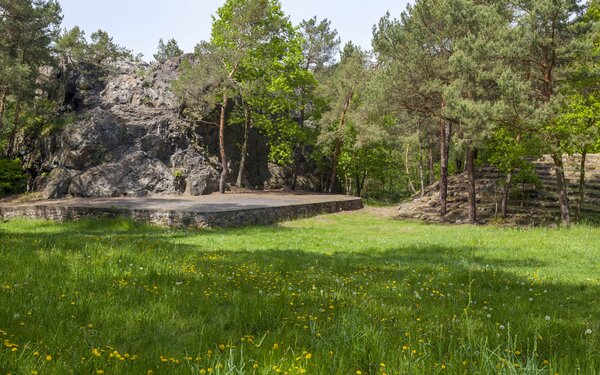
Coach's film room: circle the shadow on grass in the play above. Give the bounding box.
[0,218,599,373]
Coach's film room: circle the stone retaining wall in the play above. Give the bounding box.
[0,199,363,228]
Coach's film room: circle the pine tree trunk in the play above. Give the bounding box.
[456,157,463,175]
[7,99,21,158]
[466,145,477,224]
[236,108,250,188]
[0,90,6,137]
[359,170,367,197]
[501,170,513,219]
[418,129,425,197]
[329,89,353,193]
[428,140,435,185]
[440,121,451,216]
[405,144,417,195]
[552,153,571,227]
[575,149,587,224]
[219,90,229,194]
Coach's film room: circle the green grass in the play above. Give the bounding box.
[0,212,599,374]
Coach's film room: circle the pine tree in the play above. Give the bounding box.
[154,38,183,63]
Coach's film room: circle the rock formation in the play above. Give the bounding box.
[29,58,277,199]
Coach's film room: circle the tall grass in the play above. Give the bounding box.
[0,214,598,374]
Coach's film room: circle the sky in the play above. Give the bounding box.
[58,0,411,61]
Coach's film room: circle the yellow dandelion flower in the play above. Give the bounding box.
[96,371,105,375]
[273,343,279,350]
[45,355,52,362]
[305,353,312,360]
[356,371,363,375]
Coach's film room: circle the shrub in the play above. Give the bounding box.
[0,159,27,197]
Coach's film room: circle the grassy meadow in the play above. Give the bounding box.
[0,211,599,374]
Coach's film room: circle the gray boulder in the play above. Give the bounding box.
[43,168,74,199]
[68,151,174,197]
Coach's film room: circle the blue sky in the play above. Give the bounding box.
[58,0,411,61]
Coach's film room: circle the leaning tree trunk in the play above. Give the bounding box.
[236,107,250,188]
[552,152,571,227]
[575,149,587,224]
[328,89,353,193]
[466,145,477,224]
[219,90,229,194]
[439,121,451,216]
[501,170,513,219]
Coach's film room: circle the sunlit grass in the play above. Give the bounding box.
[0,212,599,374]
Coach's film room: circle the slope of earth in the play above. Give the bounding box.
[398,154,600,225]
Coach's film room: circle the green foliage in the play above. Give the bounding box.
[0,159,27,196]
[154,38,183,62]
[513,165,541,189]
[175,0,320,172]
[298,16,340,71]
[56,27,132,72]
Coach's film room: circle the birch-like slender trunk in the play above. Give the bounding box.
[501,170,513,219]
[575,149,587,223]
[236,107,250,188]
[552,152,571,227]
[219,89,229,194]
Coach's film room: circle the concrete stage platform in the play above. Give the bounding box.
[0,193,363,228]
